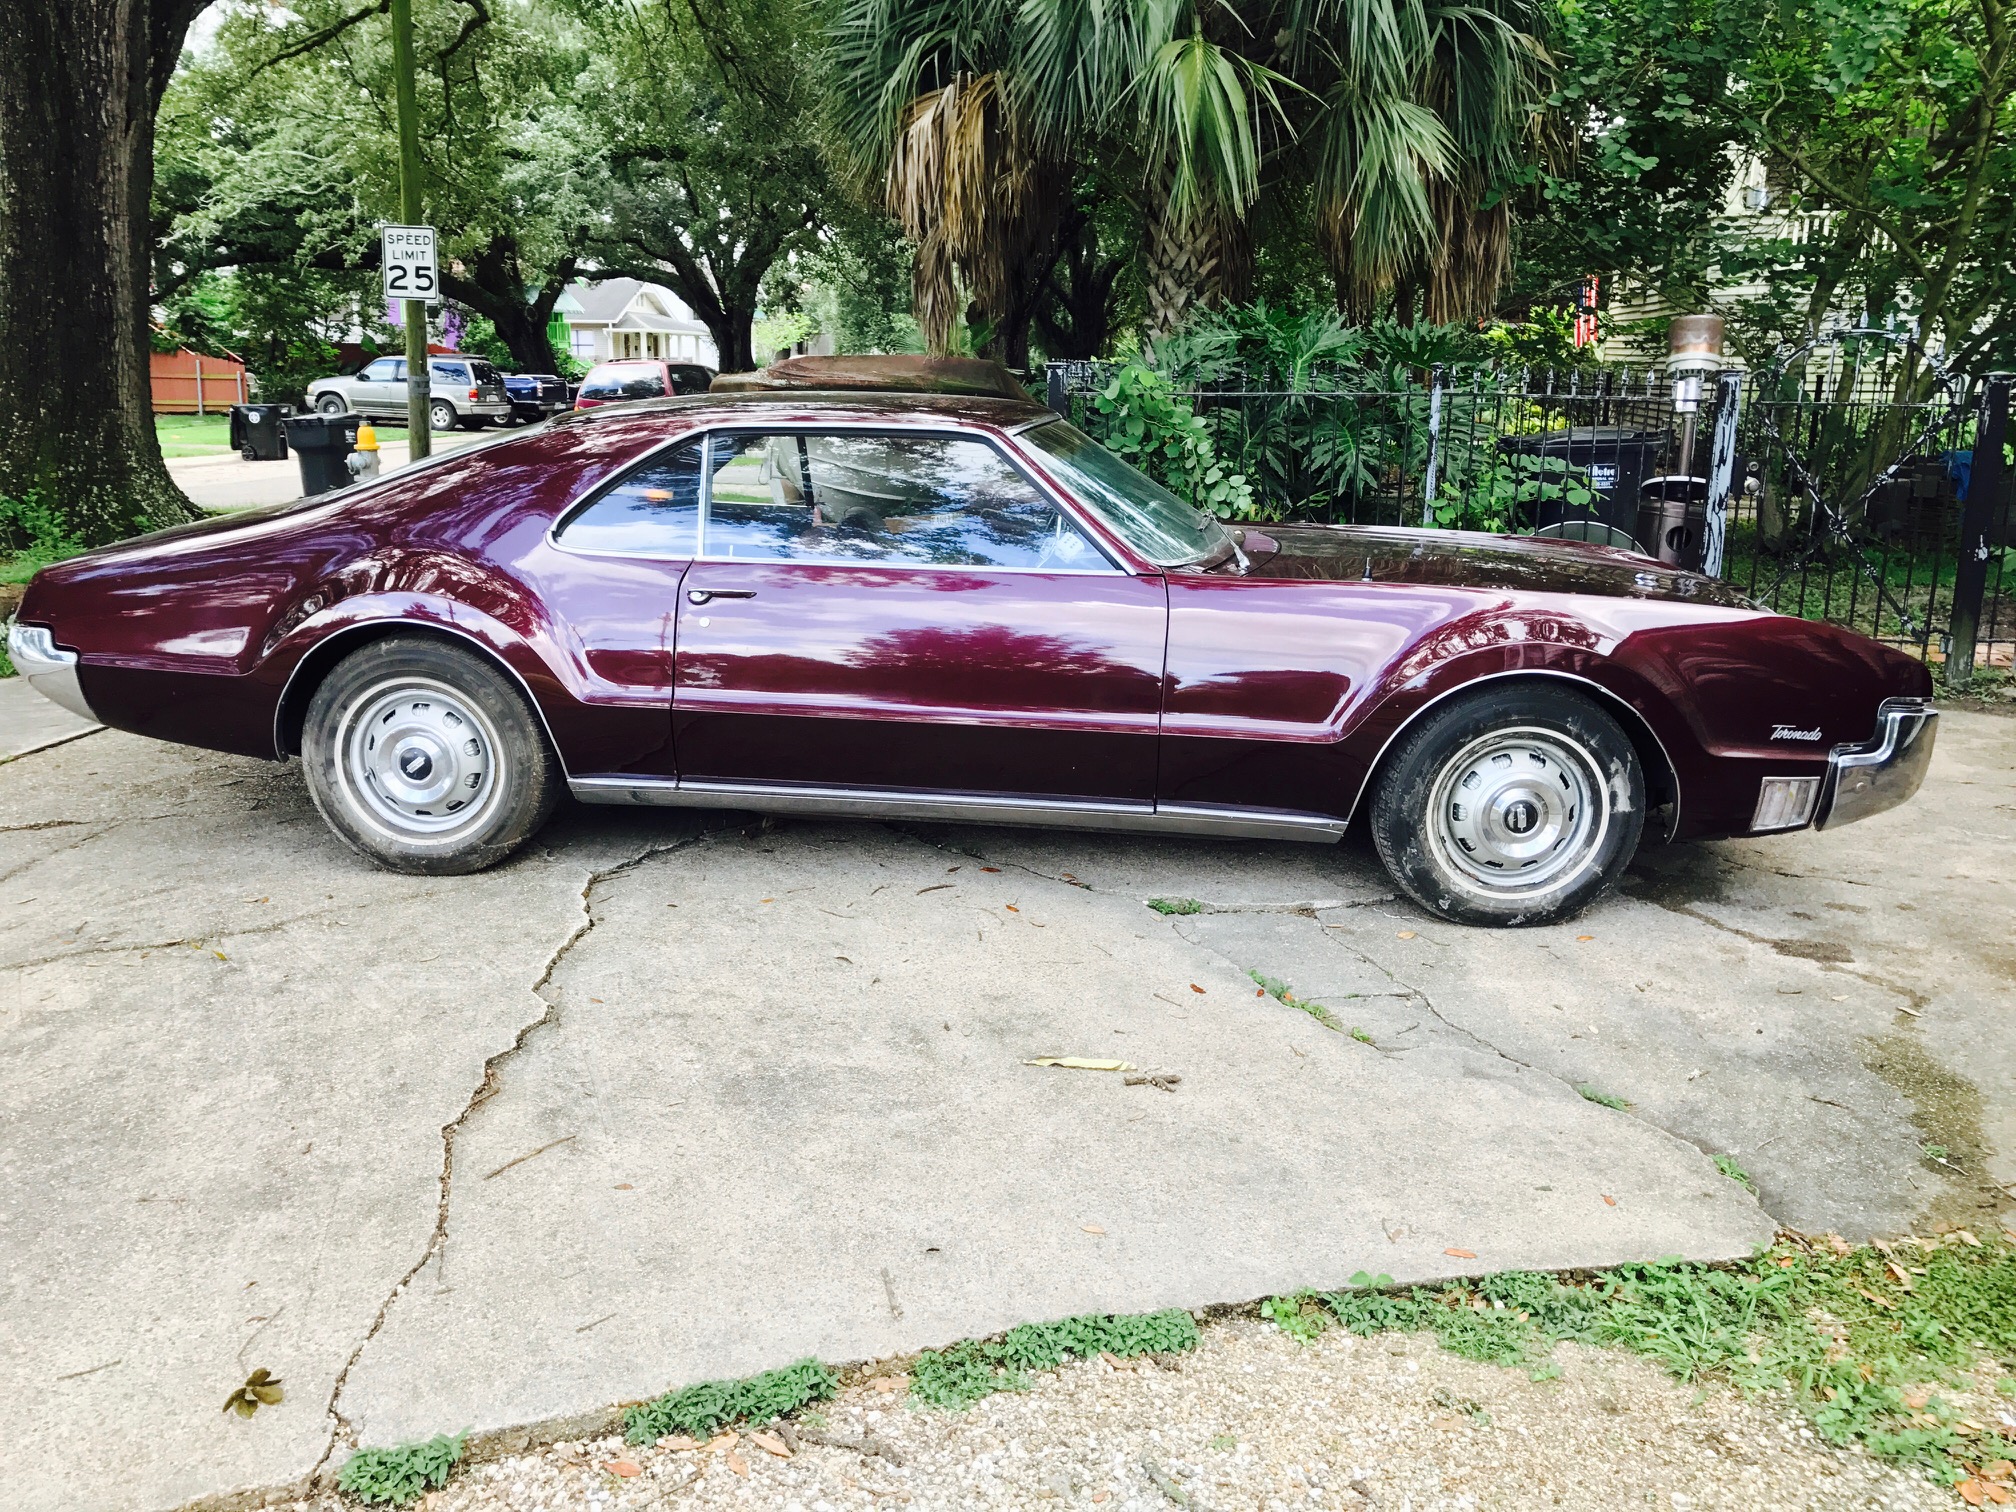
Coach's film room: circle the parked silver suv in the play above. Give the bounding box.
[306,356,513,431]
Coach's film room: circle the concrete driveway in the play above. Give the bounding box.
[1,682,2009,1512]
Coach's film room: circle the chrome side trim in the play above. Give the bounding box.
[270,620,573,778]
[568,777,1346,843]
[1815,698,1937,830]
[6,622,97,721]
[1341,667,1685,841]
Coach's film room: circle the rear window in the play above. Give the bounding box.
[667,365,715,395]
[580,364,668,402]
[469,360,502,384]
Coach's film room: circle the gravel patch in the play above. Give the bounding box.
[280,1317,1958,1511]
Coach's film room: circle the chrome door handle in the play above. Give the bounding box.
[687,588,757,605]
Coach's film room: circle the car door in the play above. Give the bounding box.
[354,357,401,414]
[673,428,1167,804]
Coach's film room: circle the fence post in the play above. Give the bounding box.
[1420,364,1444,526]
[194,353,204,417]
[1947,373,2010,687]
[1699,369,1743,576]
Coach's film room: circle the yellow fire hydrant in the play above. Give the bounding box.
[346,421,382,482]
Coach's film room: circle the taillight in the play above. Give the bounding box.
[468,387,479,401]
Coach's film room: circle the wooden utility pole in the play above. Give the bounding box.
[389,0,431,457]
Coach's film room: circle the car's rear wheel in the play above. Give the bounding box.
[301,636,559,874]
[316,393,347,416]
[429,398,458,432]
[1368,684,1644,927]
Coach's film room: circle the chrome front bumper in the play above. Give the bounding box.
[5,622,96,721]
[1815,698,1937,830]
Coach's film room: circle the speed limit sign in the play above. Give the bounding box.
[381,225,440,304]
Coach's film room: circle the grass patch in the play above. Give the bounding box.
[1577,1083,1630,1110]
[1714,1154,1758,1192]
[911,1309,1200,1409]
[155,413,236,458]
[337,1431,466,1505]
[624,1357,836,1445]
[1349,1026,1374,1044]
[1147,897,1204,915]
[1246,969,1341,1028]
[1282,1235,2016,1487]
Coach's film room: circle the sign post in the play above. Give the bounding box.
[387,0,432,457]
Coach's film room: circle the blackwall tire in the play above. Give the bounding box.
[429,399,457,433]
[316,394,347,416]
[301,636,559,875]
[1368,683,1645,927]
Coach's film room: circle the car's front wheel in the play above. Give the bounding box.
[1368,683,1645,927]
[316,393,347,416]
[301,635,559,874]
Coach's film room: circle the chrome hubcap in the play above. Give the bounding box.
[339,678,501,839]
[1428,727,1608,898]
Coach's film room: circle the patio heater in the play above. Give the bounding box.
[1637,314,1726,565]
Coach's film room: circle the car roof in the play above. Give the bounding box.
[556,388,1055,430]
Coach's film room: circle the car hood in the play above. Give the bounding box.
[1239,523,1758,609]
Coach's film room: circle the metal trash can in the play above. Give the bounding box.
[228,403,292,461]
[1636,476,1707,567]
[1497,427,1664,536]
[283,413,361,497]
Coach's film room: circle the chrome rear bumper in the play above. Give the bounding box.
[1815,698,1937,830]
[6,621,96,721]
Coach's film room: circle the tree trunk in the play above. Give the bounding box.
[0,0,206,545]
[1140,203,1248,345]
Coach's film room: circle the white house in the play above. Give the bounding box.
[557,278,719,369]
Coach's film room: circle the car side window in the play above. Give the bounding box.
[556,441,702,556]
[362,358,399,380]
[702,432,1109,571]
[429,361,467,382]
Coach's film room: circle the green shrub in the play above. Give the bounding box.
[337,1431,466,1506]
[911,1308,1199,1409]
[623,1357,837,1444]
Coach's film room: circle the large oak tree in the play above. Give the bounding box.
[1,0,210,543]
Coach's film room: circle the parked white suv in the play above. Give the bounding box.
[307,356,514,431]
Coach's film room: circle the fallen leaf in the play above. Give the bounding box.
[1983,1461,2014,1482]
[604,1460,641,1478]
[759,898,774,904]
[1902,1389,1931,1410]
[590,997,603,1003]
[749,1431,791,1458]
[1190,983,1207,994]
[1444,1247,1477,1259]
[1602,1194,1617,1206]
[1886,1260,1914,1290]
[1831,994,1849,1001]
[917,884,954,894]
[614,1183,633,1190]
[658,1435,704,1451]
[1960,1479,1988,1506]
[726,1451,749,1478]
[1255,988,1266,996]
[221,1367,283,1418]
[1024,1057,1136,1072]
[980,866,1000,872]
[1083,1224,1106,1235]
[213,950,229,962]
[1575,935,1594,942]
[1397,931,1416,940]
[1853,1285,1897,1310]
[1957,1229,1982,1247]
[707,1432,738,1453]
[1985,1484,2011,1505]
[1005,904,1020,913]
[1092,1493,1111,1505]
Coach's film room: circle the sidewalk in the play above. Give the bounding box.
[168,429,492,512]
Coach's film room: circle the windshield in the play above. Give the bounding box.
[1021,419,1235,567]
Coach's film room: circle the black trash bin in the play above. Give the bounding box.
[1496,426,1664,536]
[228,403,292,461]
[283,413,361,497]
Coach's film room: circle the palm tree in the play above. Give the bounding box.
[826,0,1551,351]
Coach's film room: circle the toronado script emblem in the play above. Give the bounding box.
[1771,725,1823,741]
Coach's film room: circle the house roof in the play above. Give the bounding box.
[566,277,648,323]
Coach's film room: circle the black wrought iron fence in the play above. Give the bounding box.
[1044,356,2014,680]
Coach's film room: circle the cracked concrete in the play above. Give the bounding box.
[0,698,2008,1512]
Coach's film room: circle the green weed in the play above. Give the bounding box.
[1147,898,1204,915]
[911,1309,1199,1409]
[337,1432,466,1506]
[0,491,84,586]
[1713,1154,1757,1192]
[1261,1291,1328,1342]
[623,1358,836,1445]
[1576,1084,1630,1110]
[1350,1027,1374,1044]
[1319,1238,2016,1484]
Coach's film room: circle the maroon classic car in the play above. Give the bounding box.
[9,367,1936,925]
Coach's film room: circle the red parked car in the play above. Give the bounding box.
[9,364,1935,924]
[572,359,715,409]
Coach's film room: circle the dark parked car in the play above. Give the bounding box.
[502,372,570,424]
[9,366,1935,925]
